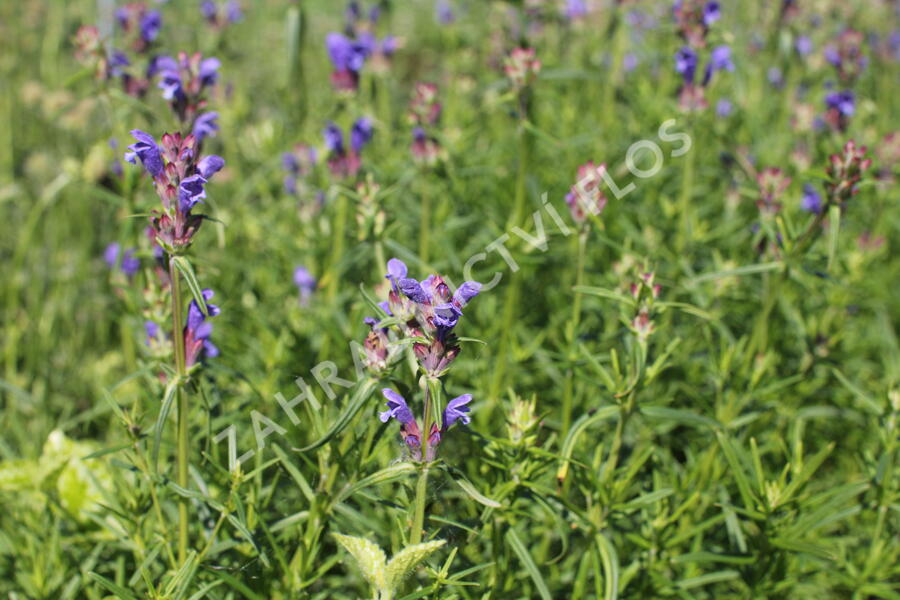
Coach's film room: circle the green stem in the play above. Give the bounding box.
[562,230,588,437]
[410,464,430,546]
[411,381,435,545]
[169,258,189,563]
[676,134,696,252]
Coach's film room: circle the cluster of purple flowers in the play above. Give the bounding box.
[825,30,867,85]
[674,44,734,111]
[149,52,221,133]
[144,287,221,368]
[125,129,225,253]
[184,289,221,367]
[824,90,855,133]
[323,119,374,179]
[104,242,141,278]
[365,258,481,460]
[115,2,163,53]
[825,140,872,207]
[326,2,396,92]
[379,389,472,460]
[200,0,243,28]
[409,83,444,166]
[673,0,720,48]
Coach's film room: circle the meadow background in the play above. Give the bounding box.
[1,0,899,598]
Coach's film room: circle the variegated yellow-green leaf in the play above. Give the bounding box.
[384,540,445,592]
[333,533,387,590]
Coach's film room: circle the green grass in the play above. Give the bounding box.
[1,0,899,598]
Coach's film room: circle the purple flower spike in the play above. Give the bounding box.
[193,111,220,142]
[145,321,159,345]
[436,0,454,24]
[443,394,472,427]
[226,1,243,23]
[197,154,225,178]
[795,35,813,56]
[184,289,220,367]
[351,117,374,154]
[126,130,164,178]
[801,183,823,214]
[380,389,415,424]
[201,1,217,22]
[716,98,733,117]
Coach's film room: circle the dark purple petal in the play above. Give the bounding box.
[801,183,823,214]
[702,1,720,26]
[350,117,374,154]
[399,278,429,303]
[674,46,697,83]
[293,266,316,292]
[323,122,344,154]
[199,57,221,87]
[386,258,408,280]
[178,174,208,213]
[139,10,162,42]
[326,33,353,71]
[127,129,164,178]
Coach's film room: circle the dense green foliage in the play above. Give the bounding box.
[1,1,898,598]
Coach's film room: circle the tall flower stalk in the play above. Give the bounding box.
[125,129,224,561]
[363,258,480,543]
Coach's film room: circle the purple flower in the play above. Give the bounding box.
[350,117,374,153]
[294,266,316,304]
[801,183,823,214]
[326,32,367,72]
[703,45,734,85]
[185,288,221,366]
[125,130,164,178]
[623,53,639,73]
[452,281,481,307]
[139,10,162,43]
[436,0,454,24]
[767,66,784,88]
[104,242,121,268]
[323,122,345,154]
[145,321,159,345]
[179,174,208,213]
[795,35,812,56]
[199,57,220,87]
[197,154,225,178]
[193,111,219,142]
[675,46,698,83]
[716,98,733,117]
[108,50,130,78]
[379,389,415,425]
[121,249,140,277]
[443,394,472,427]
[201,0,217,22]
[385,258,408,291]
[565,0,588,20]
[226,0,243,23]
[702,1,720,27]
[825,90,855,116]
[147,54,177,78]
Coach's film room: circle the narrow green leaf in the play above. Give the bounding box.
[295,377,378,452]
[153,378,179,473]
[506,529,552,600]
[334,463,416,504]
[171,256,208,316]
[87,573,139,600]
